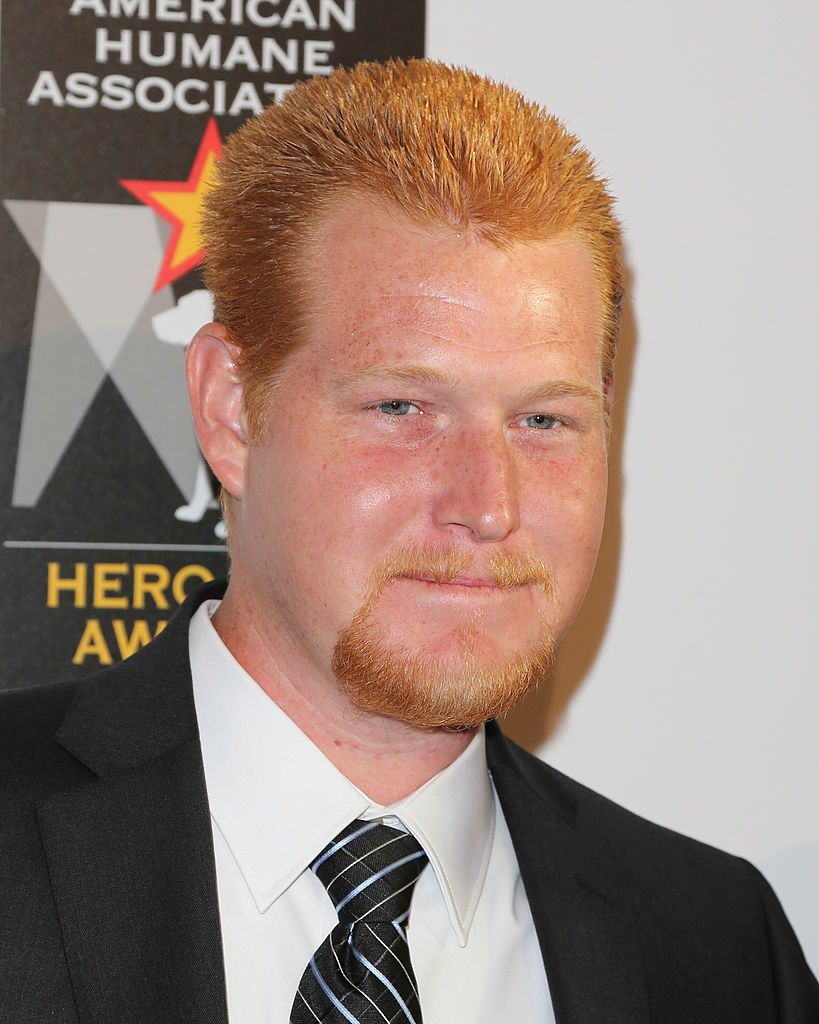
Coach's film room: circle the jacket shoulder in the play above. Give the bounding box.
[489,721,739,865]
[0,678,91,797]
[488,725,819,1019]
[0,579,224,792]
[488,723,786,925]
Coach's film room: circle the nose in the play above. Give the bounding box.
[432,424,520,542]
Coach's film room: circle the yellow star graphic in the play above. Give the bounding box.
[121,118,222,291]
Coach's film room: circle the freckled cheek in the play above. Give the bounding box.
[289,454,432,620]
[307,450,430,541]
[522,455,608,554]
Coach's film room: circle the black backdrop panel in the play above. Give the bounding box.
[0,0,426,688]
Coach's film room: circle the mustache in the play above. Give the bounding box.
[372,545,556,594]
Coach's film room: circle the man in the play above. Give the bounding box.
[1,60,816,1023]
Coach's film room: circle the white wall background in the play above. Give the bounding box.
[427,0,818,973]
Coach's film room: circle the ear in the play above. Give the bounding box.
[185,322,249,499]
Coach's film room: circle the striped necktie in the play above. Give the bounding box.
[290,819,429,1024]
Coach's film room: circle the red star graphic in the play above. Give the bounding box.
[121,118,222,292]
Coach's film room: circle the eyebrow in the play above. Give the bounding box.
[516,380,605,407]
[339,364,605,407]
[339,365,456,389]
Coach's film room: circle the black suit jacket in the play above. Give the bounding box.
[2,582,817,1023]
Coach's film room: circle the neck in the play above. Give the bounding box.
[212,589,474,804]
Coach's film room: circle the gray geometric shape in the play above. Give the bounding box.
[12,273,106,506]
[38,203,162,371]
[7,198,206,508]
[4,199,49,268]
[110,288,202,502]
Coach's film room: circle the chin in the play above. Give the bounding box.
[331,612,556,730]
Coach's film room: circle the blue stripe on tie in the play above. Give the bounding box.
[312,821,381,872]
[308,957,362,1024]
[349,941,418,1024]
[335,850,427,914]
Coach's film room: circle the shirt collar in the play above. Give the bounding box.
[388,726,495,945]
[189,599,495,945]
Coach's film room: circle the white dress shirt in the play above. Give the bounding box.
[189,599,555,1022]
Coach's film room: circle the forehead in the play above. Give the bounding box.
[296,197,603,376]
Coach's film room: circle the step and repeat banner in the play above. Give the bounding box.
[2,0,816,975]
[0,0,424,678]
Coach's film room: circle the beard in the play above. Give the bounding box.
[331,546,557,730]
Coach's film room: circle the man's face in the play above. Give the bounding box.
[229,199,609,729]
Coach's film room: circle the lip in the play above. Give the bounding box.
[405,574,503,589]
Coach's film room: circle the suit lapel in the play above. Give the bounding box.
[36,584,229,1024]
[487,724,651,1024]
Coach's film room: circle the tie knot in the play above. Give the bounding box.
[311,819,428,926]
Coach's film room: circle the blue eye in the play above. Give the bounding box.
[375,400,420,416]
[523,414,559,429]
